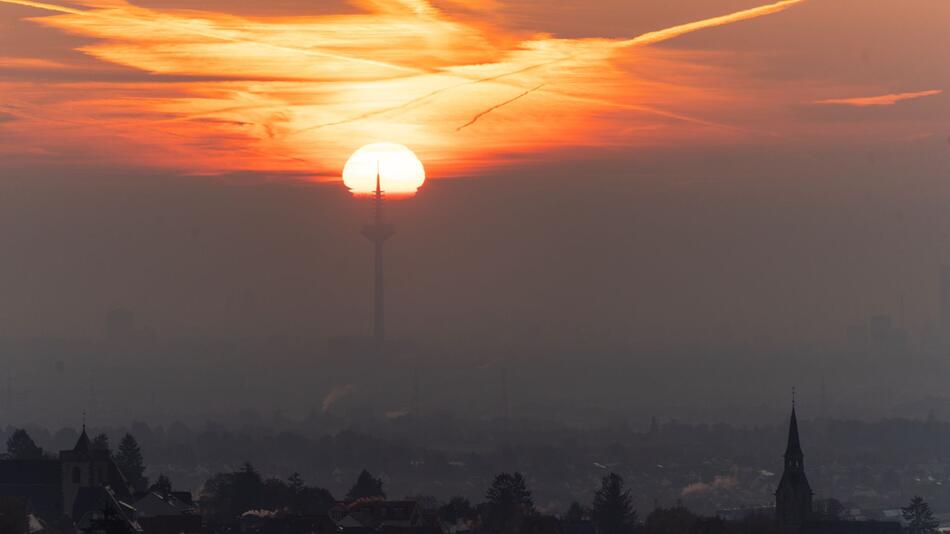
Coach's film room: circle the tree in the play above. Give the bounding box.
[6,429,43,459]
[201,462,264,524]
[643,506,699,534]
[201,472,237,524]
[592,473,637,534]
[346,469,385,501]
[92,433,110,452]
[233,462,264,514]
[287,472,307,514]
[485,472,533,510]
[297,485,335,515]
[441,497,477,525]
[150,474,172,497]
[262,477,293,511]
[115,433,147,489]
[564,502,590,523]
[483,472,534,533]
[690,517,726,534]
[288,472,305,494]
[902,496,939,534]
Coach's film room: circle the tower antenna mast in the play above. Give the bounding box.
[361,161,394,343]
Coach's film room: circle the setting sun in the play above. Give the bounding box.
[342,143,426,197]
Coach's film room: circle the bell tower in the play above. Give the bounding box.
[775,396,813,529]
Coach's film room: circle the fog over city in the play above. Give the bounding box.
[2,141,950,427]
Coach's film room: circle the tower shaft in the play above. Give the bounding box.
[373,238,384,341]
[361,168,393,343]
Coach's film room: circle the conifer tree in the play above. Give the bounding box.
[92,433,110,451]
[903,496,940,534]
[116,433,147,488]
[592,473,637,534]
[5,429,43,459]
[346,470,385,501]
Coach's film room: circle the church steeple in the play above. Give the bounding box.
[73,425,91,454]
[784,405,804,471]
[776,395,813,529]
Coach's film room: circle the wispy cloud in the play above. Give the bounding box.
[0,0,809,177]
[814,89,943,107]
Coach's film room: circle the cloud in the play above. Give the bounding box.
[322,384,354,412]
[0,56,71,69]
[0,112,16,123]
[0,0,814,177]
[814,89,943,107]
[680,473,738,496]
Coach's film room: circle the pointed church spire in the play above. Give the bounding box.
[776,395,813,527]
[74,423,91,454]
[785,390,803,464]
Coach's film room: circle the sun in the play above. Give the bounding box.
[342,143,426,197]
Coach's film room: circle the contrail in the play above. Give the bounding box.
[291,0,807,134]
[6,0,806,137]
[290,59,564,135]
[0,0,423,74]
[0,0,83,14]
[456,84,545,131]
[618,0,807,48]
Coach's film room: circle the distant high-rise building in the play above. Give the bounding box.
[940,265,950,328]
[776,403,813,529]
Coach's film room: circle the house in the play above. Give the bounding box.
[332,500,444,534]
[239,510,341,534]
[134,491,201,534]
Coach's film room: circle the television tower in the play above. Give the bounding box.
[361,165,394,343]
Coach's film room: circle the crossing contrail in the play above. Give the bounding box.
[292,0,808,134]
[456,84,546,131]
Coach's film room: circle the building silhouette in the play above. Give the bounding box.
[776,403,813,529]
[0,425,135,528]
[361,167,394,343]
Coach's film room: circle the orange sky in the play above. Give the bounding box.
[0,0,947,181]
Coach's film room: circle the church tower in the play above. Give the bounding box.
[59,425,132,519]
[775,402,813,529]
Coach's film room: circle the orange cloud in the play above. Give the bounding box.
[814,89,943,107]
[0,0,808,179]
[681,473,738,496]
